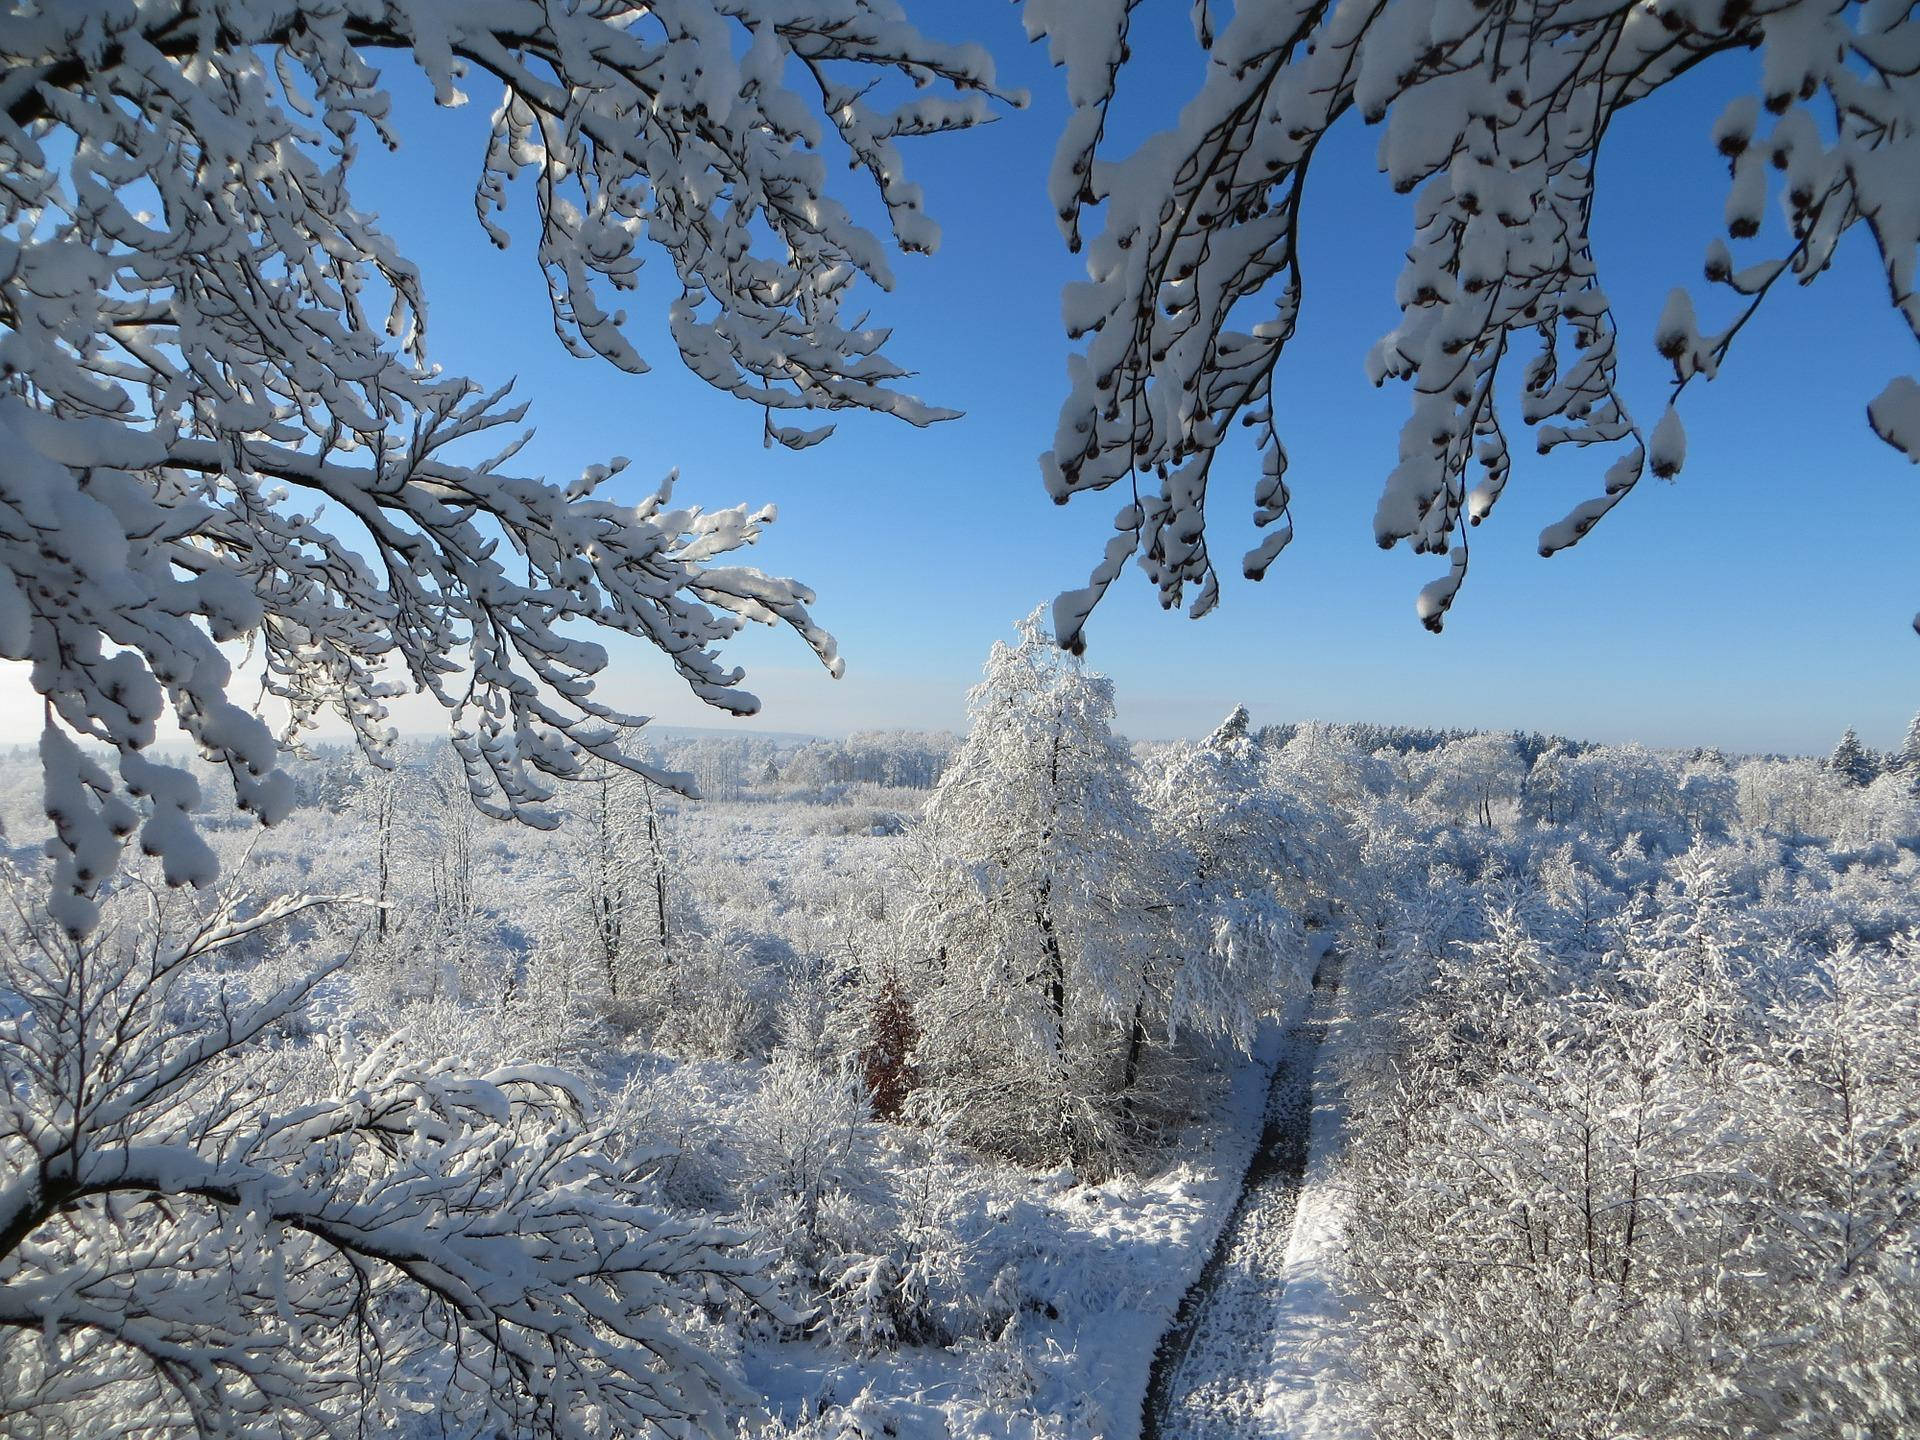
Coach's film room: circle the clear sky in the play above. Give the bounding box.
[6,3,1915,755]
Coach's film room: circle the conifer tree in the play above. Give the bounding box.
[1893,713,1920,792]
[861,966,921,1122]
[1829,728,1879,789]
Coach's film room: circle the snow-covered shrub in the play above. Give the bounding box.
[1339,843,1920,1440]
[741,1051,876,1235]
[867,1134,989,1347]
[796,805,913,838]
[759,1385,920,1440]
[736,1051,895,1339]
[603,1064,740,1216]
[639,931,783,1060]
[728,1046,994,1357]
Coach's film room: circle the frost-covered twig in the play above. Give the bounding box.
[0,0,1010,933]
[1029,0,1919,643]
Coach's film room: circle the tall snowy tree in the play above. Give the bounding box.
[1026,0,1920,646]
[906,610,1158,1174]
[1829,726,1880,788]
[1,1,1008,933]
[1138,705,1311,1062]
[1892,711,1920,789]
[552,757,684,1008]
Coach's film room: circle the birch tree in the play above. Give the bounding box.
[538,756,693,1032]
[907,610,1157,1173]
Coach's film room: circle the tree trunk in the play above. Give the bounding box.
[374,777,394,942]
[1121,991,1151,1095]
[1036,876,1067,1056]
[645,785,671,961]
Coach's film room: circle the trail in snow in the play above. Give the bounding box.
[1140,953,1343,1440]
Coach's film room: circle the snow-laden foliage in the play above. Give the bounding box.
[903,616,1295,1176]
[1830,724,1882,787]
[1337,819,1920,1438]
[0,872,782,1440]
[1896,709,1920,784]
[1141,705,1312,1051]
[905,610,1163,1174]
[4,695,1917,1436]
[1027,0,1920,644]
[1,1,1007,934]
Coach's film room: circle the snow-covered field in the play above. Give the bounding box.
[7,709,1920,1440]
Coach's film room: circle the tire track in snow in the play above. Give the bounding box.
[1140,954,1341,1440]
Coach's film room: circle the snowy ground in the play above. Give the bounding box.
[736,986,1316,1440]
[1142,949,1349,1440]
[1260,965,1358,1440]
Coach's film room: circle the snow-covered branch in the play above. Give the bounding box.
[0,0,1009,932]
[0,873,778,1438]
[1029,0,1920,645]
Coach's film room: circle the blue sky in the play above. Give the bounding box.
[30,2,1911,756]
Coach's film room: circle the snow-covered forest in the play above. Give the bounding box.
[5,0,1917,1436]
[6,611,1918,1436]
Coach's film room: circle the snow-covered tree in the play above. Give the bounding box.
[1622,845,1768,1068]
[1530,741,1690,843]
[905,611,1158,1173]
[550,758,685,1009]
[1676,755,1740,836]
[1028,0,1920,645]
[1736,754,1847,836]
[1139,706,1310,1058]
[779,731,958,792]
[0,872,779,1439]
[1521,743,1575,827]
[1895,711,1920,785]
[1829,726,1881,787]
[421,748,488,967]
[1412,731,1525,829]
[356,761,405,945]
[861,963,921,1122]
[2,1,1007,933]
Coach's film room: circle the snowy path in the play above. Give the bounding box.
[1139,954,1342,1440]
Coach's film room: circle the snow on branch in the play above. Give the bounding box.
[0,1,1010,933]
[0,872,781,1439]
[1029,0,1920,648]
